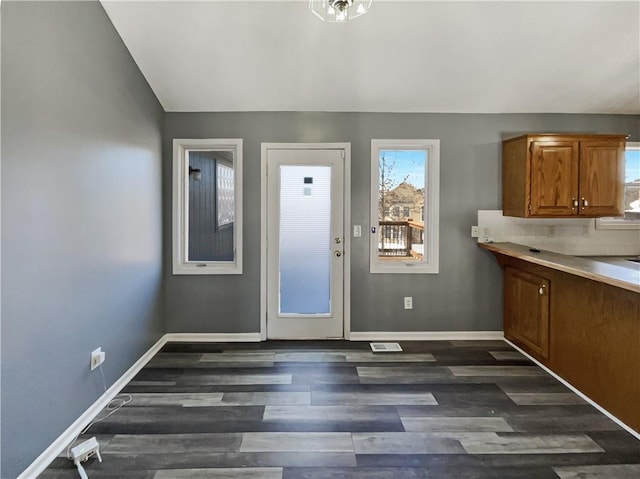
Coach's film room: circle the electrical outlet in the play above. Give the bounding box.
[471,226,479,238]
[90,347,105,371]
[403,296,413,309]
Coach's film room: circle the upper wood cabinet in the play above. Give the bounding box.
[502,134,626,217]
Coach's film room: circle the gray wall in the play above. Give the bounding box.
[1,2,164,477]
[164,112,639,333]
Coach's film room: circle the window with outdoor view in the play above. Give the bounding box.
[370,139,440,273]
[621,143,640,217]
[597,141,640,229]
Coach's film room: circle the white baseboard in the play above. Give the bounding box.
[505,339,640,441]
[165,332,262,342]
[349,331,505,341]
[167,332,505,342]
[18,335,168,479]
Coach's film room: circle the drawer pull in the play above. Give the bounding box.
[539,285,546,295]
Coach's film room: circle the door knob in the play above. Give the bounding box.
[335,237,342,244]
[334,251,342,257]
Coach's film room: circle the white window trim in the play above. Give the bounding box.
[172,138,243,275]
[370,139,440,274]
[596,141,640,230]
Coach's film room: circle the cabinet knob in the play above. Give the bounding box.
[571,197,578,209]
[539,285,546,295]
[582,197,589,208]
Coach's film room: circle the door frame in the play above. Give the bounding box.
[260,143,351,341]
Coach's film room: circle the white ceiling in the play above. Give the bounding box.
[101,0,640,114]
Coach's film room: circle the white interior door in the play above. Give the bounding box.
[266,148,345,339]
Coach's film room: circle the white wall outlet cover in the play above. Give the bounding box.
[90,348,104,370]
[471,226,479,238]
[353,225,362,237]
[403,296,413,309]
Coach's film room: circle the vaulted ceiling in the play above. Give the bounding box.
[101,1,640,114]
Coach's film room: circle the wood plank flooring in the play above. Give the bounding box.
[40,341,640,478]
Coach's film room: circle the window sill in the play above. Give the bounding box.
[370,263,439,274]
[173,262,242,275]
[596,214,640,230]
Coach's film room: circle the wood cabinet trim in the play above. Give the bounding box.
[504,133,628,144]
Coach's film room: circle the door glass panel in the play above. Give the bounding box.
[279,165,331,314]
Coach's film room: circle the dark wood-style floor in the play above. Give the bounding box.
[41,340,640,478]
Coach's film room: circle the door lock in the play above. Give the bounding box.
[334,251,343,257]
[334,237,342,244]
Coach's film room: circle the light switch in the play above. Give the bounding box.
[353,225,362,237]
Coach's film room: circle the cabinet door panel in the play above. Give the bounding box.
[504,267,550,360]
[579,141,625,216]
[530,141,579,216]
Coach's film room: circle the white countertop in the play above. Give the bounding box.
[478,242,640,294]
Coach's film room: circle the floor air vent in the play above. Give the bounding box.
[370,342,403,352]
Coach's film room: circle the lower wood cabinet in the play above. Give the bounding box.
[491,253,639,434]
[504,266,550,360]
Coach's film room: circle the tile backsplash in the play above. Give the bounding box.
[477,210,640,256]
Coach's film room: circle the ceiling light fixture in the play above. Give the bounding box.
[310,0,372,23]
